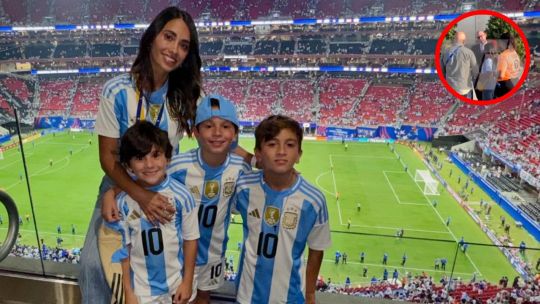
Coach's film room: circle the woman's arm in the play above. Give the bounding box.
[99,135,174,223]
[233,145,253,164]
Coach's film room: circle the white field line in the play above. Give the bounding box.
[382,171,428,206]
[329,155,343,225]
[390,146,482,276]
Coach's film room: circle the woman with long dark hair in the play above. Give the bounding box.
[80,7,202,303]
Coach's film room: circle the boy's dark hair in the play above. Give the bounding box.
[131,6,201,137]
[120,121,173,165]
[255,115,303,151]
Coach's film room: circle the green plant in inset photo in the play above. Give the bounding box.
[485,16,526,60]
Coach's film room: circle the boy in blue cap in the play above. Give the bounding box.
[168,94,250,303]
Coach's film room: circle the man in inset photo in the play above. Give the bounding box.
[442,31,478,99]
[472,30,488,98]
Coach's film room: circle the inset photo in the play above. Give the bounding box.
[435,10,530,105]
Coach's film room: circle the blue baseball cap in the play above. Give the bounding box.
[195,94,239,128]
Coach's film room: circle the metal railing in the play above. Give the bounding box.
[0,190,19,262]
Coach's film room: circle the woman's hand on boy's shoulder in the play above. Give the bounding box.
[138,190,175,224]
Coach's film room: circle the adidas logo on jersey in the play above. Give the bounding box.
[248,209,260,218]
[128,210,141,221]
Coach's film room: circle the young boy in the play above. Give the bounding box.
[232,115,331,304]
[107,121,199,304]
[167,94,250,303]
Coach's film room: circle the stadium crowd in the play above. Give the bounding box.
[2,0,533,24]
[317,272,540,303]
[10,243,80,264]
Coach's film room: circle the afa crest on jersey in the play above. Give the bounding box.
[204,180,220,199]
[264,206,280,226]
[282,212,298,229]
[283,206,299,229]
[223,180,235,197]
[189,186,201,199]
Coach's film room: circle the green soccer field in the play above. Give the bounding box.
[0,132,525,285]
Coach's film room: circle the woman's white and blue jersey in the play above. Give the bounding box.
[94,74,182,154]
[107,175,199,297]
[232,171,331,304]
[168,148,250,266]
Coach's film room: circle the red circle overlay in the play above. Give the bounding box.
[434,10,530,105]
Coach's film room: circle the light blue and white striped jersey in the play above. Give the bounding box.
[95,74,182,154]
[109,175,199,297]
[168,148,250,266]
[233,171,331,304]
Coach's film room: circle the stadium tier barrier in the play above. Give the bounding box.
[34,117,438,142]
[0,134,10,144]
[450,153,540,243]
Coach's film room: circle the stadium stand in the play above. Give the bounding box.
[369,38,410,55]
[281,79,316,122]
[69,77,102,118]
[28,0,48,23]
[402,81,455,125]
[297,37,327,55]
[37,78,75,116]
[200,40,224,56]
[53,43,88,59]
[2,1,27,23]
[90,43,121,58]
[0,77,33,106]
[355,84,406,127]
[0,0,536,24]
[24,43,54,59]
[241,79,281,121]
[204,78,249,109]
[0,42,23,60]
[254,40,280,55]
[319,78,368,126]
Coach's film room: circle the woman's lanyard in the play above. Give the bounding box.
[135,92,165,127]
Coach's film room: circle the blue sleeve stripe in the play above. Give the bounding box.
[177,151,197,160]
[170,158,196,164]
[103,75,131,99]
[103,80,131,100]
[299,184,328,223]
[300,178,325,201]
[180,186,197,210]
[237,175,259,188]
[229,154,244,162]
[169,153,196,167]
[298,184,323,211]
[185,191,196,210]
[300,179,327,219]
[179,187,196,211]
[169,158,196,168]
[230,160,243,166]
[170,181,196,211]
